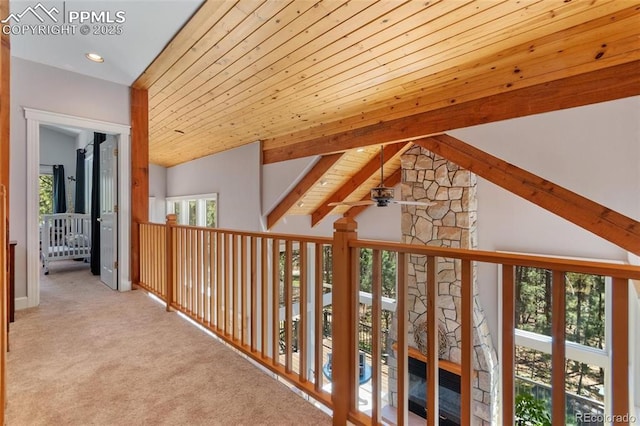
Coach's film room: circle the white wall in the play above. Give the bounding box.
[450,96,640,343]
[40,127,77,175]
[166,142,262,231]
[149,164,167,223]
[10,57,130,300]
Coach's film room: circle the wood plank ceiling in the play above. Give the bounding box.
[134,0,640,225]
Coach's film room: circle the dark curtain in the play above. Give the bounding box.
[90,133,106,275]
[74,149,86,214]
[52,165,66,213]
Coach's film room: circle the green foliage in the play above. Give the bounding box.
[39,175,53,222]
[205,200,217,227]
[515,267,606,402]
[515,393,551,426]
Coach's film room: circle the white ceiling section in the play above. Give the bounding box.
[9,0,205,85]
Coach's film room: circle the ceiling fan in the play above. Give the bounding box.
[328,146,436,208]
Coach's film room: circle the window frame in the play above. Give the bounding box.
[166,193,218,228]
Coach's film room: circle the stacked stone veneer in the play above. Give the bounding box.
[387,145,499,425]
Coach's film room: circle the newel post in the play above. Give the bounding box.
[332,217,358,425]
[165,214,176,312]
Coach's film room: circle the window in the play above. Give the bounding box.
[505,263,612,423]
[39,174,53,223]
[166,193,218,228]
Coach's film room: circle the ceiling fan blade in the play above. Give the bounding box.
[392,200,437,206]
[328,200,375,207]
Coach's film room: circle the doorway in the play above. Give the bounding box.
[25,108,131,307]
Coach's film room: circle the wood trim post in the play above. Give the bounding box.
[551,271,566,425]
[331,217,358,425]
[131,88,149,286]
[0,0,10,220]
[426,256,438,426]
[460,259,473,425]
[501,264,516,425]
[611,277,630,424]
[165,214,176,311]
[0,184,7,422]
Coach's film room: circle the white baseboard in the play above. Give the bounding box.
[15,297,29,311]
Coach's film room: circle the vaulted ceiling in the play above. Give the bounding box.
[133,0,640,226]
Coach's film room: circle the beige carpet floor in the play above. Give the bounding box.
[6,261,331,426]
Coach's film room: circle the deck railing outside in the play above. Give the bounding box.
[138,216,640,425]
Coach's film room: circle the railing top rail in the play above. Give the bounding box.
[351,239,640,280]
[139,222,332,245]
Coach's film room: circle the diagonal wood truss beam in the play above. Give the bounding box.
[262,60,640,164]
[414,135,640,256]
[266,153,343,229]
[343,168,402,220]
[311,142,410,226]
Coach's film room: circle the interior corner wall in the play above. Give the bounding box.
[10,57,130,302]
[449,95,640,343]
[166,142,262,231]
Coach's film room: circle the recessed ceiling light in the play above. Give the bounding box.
[297,201,304,207]
[85,53,104,63]
[356,148,365,153]
[320,179,328,186]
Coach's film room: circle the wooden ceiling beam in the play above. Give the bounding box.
[266,153,343,230]
[413,135,640,256]
[343,168,402,220]
[262,60,640,164]
[311,142,410,226]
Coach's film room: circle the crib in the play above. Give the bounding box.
[40,213,92,274]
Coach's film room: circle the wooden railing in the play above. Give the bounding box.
[0,184,7,422]
[139,216,640,426]
[138,217,334,409]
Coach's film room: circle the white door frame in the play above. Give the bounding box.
[25,108,132,307]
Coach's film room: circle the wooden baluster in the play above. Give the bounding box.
[216,231,223,332]
[332,218,358,424]
[232,234,238,341]
[551,270,566,425]
[208,230,214,327]
[272,238,280,366]
[165,215,176,311]
[426,256,438,426]
[225,233,231,336]
[251,237,258,353]
[299,242,308,382]
[314,243,324,393]
[371,249,382,424]
[501,264,515,425]
[285,240,293,373]
[611,277,629,425]
[197,229,203,321]
[261,238,268,358]
[397,252,408,426]
[461,259,473,425]
[241,235,247,346]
